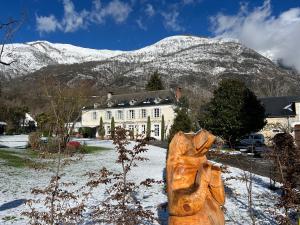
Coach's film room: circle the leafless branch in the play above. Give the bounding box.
[0,15,25,65]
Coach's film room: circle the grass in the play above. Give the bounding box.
[0,145,110,168]
[2,216,17,221]
[81,146,111,154]
[0,149,45,168]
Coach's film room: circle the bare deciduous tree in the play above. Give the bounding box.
[0,16,23,65]
[271,133,300,225]
[86,127,160,225]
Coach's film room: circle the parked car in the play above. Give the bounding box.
[239,133,265,146]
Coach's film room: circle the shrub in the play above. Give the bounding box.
[66,141,81,149]
[42,137,61,153]
[28,132,42,150]
[79,127,94,138]
[86,127,159,224]
[66,141,81,153]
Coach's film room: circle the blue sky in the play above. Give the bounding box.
[2,0,299,51]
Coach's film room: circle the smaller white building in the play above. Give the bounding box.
[81,90,180,140]
[260,96,300,142]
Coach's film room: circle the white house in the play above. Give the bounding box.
[259,96,300,142]
[81,89,181,140]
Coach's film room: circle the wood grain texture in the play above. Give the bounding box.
[167,130,225,225]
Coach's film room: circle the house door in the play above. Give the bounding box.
[295,125,300,148]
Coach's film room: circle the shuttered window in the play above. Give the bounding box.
[141,109,147,118]
[154,108,160,118]
[154,124,159,136]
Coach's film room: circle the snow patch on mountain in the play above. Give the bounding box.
[0,36,241,78]
[0,40,124,77]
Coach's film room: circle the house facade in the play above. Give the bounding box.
[260,96,300,141]
[81,90,179,140]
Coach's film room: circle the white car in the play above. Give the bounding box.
[239,134,265,146]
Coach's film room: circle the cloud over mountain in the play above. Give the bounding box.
[36,0,131,34]
[210,0,300,72]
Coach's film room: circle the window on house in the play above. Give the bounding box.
[141,124,146,134]
[154,108,160,118]
[92,111,97,120]
[154,124,160,136]
[129,110,135,119]
[141,109,147,118]
[106,111,112,120]
[128,125,134,131]
[117,110,123,120]
[106,126,111,135]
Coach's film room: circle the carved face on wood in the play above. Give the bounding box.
[167,130,216,190]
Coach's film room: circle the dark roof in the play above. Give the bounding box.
[260,96,300,117]
[85,90,176,110]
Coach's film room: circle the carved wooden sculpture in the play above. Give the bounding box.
[167,130,225,225]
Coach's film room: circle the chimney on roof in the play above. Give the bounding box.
[175,87,182,102]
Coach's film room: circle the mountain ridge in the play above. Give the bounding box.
[0,35,243,78]
[1,35,300,105]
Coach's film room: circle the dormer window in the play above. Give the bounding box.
[129,99,137,106]
[107,101,114,107]
[154,97,161,104]
[143,98,151,104]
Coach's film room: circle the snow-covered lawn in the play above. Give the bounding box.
[0,135,29,149]
[0,139,279,224]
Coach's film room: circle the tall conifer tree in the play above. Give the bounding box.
[146,116,151,138]
[98,117,105,139]
[146,71,164,91]
[110,117,115,139]
[161,115,165,141]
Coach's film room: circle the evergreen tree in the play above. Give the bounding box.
[146,116,151,138]
[110,117,115,139]
[161,115,165,141]
[198,79,266,147]
[168,97,192,142]
[146,71,164,91]
[98,117,105,139]
[36,112,53,136]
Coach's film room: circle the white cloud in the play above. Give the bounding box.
[162,9,185,32]
[136,19,147,30]
[210,0,300,71]
[100,0,132,24]
[61,0,89,32]
[90,0,105,24]
[145,4,155,17]
[36,0,132,33]
[36,15,61,33]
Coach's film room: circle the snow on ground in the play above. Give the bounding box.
[0,139,279,224]
[0,135,29,149]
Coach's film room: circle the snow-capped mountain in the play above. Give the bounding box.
[1,35,300,97]
[0,40,124,78]
[0,36,263,78]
